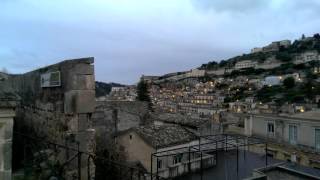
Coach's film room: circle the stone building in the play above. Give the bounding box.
[2,58,96,179]
[251,47,263,53]
[245,111,320,168]
[116,124,215,178]
[235,60,258,70]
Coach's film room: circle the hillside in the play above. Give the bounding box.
[200,33,320,70]
[95,81,126,97]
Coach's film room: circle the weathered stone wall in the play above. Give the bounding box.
[0,108,15,180]
[93,100,149,134]
[6,58,96,179]
[92,100,149,154]
[116,131,155,172]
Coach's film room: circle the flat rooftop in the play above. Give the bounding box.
[175,150,281,180]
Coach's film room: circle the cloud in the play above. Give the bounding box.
[0,0,320,84]
[190,0,270,13]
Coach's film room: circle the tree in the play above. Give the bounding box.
[314,33,320,39]
[283,77,295,89]
[301,34,306,40]
[276,52,292,62]
[136,80,152,110]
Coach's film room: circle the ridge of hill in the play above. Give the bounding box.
[200,33,320,70]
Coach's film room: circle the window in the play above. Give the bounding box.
[157,160,162,169]
[173,154,183,164]
[129,135,132,140]
[289,125,298,145]
[315,129,320,150]
[267,122,274,134]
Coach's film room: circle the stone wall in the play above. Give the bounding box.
[93,100,149,134]
[92,100,149,155]
[6,58,96,179]
[0,107,16,180]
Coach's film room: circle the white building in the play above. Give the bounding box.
[235,60,257,70]
[263,76,282,86]
[251,47,263,53]
[244,111,320,167]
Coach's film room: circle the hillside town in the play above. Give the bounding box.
[1,34,320,180]
[3,0,320,179]
[92,33,320,179]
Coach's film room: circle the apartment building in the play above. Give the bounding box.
[245,110,320,168]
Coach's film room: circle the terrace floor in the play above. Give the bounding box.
[174,150,281,180]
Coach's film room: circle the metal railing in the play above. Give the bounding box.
[13,131,164,180]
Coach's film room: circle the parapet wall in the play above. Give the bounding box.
[93,100,149,134]
[7,57,96,179]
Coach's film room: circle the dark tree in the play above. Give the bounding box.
[276,52,292,62]
[314,33,320,39]
[136,80,152,109]
[283,77,295,89]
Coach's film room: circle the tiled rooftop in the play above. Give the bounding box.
[134,124,197,149]
[154,113,208,127]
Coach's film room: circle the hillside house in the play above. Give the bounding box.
[235,60,258,70]
[116,124,215,178]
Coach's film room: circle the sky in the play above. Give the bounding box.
[1,0,320,84]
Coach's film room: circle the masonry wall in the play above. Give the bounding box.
[116,131,155,172]
[0,108,15,180]
[7,58,96,179]
[93,100,148,140]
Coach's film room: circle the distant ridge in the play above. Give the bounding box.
[95,81,126,97]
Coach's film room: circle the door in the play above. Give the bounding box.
[289,125,297,145]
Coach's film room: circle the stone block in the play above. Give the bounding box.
[65,74,95,91]
[0,118,13,142]
[78,114,89,131]
[0,141,12,180]
[76,75,95,90]
[0,170,12,180]
[75,90,95,113]
[64,91,77,114]
[73,63,94,75]
[65,90,95,114]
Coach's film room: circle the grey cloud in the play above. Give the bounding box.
[1,0,320,84]
[190,0,270,13]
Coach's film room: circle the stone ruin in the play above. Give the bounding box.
[0,57,155,180]
[1,58,96,180]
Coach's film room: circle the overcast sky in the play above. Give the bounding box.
[1,0,320,84]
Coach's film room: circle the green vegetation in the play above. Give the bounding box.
[200,61,218,69]
[275,51,292,62]
[256,81,320,104]
[283,77,295,89]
